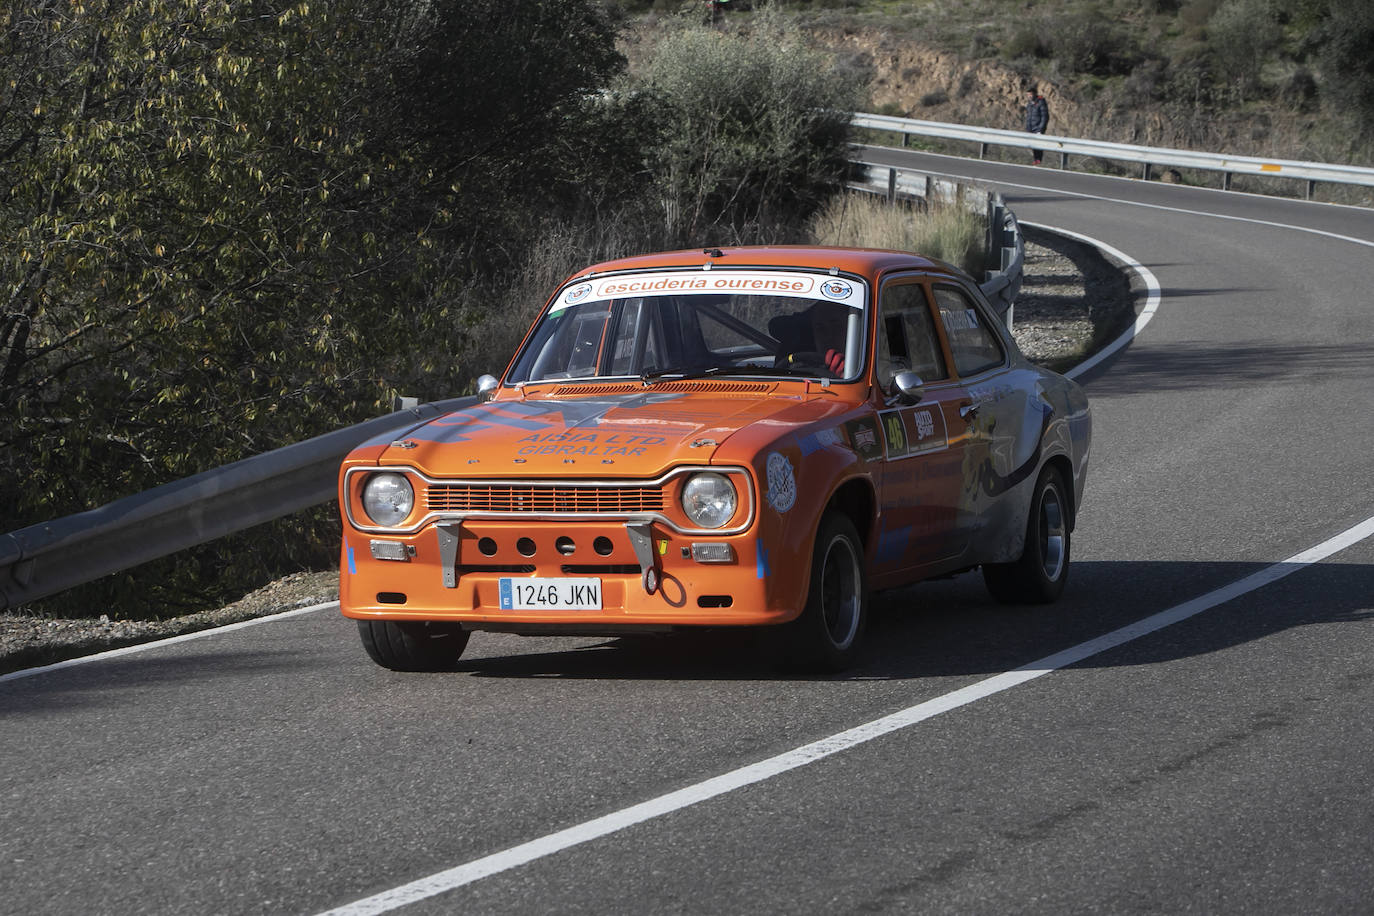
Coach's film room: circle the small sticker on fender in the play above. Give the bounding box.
[765,451,797,513]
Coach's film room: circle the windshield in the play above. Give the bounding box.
[506,269,868,385]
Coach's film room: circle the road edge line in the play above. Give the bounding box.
[1018,221,1162,381]
[0,601,337,685]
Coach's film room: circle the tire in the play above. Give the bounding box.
[782,512,868,672]
[983,465,1070,605]
[357,620,469,672]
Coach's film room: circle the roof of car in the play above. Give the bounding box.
[573,245,952,280]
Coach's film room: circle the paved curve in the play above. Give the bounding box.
[3,151,1372,915]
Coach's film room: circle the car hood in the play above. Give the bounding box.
[374,388,836,477]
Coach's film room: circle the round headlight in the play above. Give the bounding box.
[362,472,415,527]
[682,473,737,529]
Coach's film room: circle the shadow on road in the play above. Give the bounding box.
[1075,340,1374,392]
[2,559,1367,696]
[441,558,1371,682]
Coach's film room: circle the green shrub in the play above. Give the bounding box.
[1206,0,1282,101]
[1311,0,1374,135]
[637,8,865,242]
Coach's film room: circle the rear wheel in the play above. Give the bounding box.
[782,512,868,672]
[357,620,469,671]
[983,466,1070,604]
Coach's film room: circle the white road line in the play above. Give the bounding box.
[317,513,1374,916]
[0,601,336,685]
[1019,221,1164,381]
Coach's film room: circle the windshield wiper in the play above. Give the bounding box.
[639,366,729,385]
[640,364,835,384]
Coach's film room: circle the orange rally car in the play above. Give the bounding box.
[339,246,1091,671]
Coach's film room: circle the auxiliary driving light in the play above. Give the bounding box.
[690,543,735,563]
[369,540,413,561]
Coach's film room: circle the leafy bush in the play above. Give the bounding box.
[1206,0,1282,101]
[0,0,627,617]
[1311,0,1374,135]
[1045,12,1140,78]
[637,8,865,242]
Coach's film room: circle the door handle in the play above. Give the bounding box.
[959,400,983,420]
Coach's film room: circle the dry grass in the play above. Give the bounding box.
[807,192,986,274]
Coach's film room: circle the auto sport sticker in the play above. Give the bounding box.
[879,406,950,460]
[765,451,797,513]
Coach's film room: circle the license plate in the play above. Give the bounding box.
[499,577,602,610]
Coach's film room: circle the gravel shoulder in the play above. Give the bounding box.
[0,226,1137,676]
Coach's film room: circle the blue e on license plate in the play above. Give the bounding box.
[499,577,602,610]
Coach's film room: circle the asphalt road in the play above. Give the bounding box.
[3,150,1373,915]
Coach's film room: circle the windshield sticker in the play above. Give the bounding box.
[765,452,797,513]
[557,270,866,309]
[563,282,593,305]
[819,278,853,300]
[942,308,981,332]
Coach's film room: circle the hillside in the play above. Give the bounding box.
[621,0,1374,203]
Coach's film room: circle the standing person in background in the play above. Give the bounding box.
[1025,86,1049,165]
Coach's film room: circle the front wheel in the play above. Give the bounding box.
[782,513,868,672]
[357,620,469,672]
[983,466,1071,604]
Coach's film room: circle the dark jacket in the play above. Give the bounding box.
[1025,96,1049,133]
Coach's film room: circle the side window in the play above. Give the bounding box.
[933,285,1004,377]
[564,306,612,377]
[875,282,947,389]
[609,299,662,376]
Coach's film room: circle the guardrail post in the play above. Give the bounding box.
[1306,180,1316,200]
[1223,172,1232,191]
[887,168,897,203]
[1059,153,1068,169]
[901,132,910,148]
[1142,162,1152,181]
[979,142,989,160]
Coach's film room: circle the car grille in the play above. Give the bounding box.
[424,482,666,515]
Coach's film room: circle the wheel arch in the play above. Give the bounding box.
[1043,453,1077,531]
[825,476,877,554]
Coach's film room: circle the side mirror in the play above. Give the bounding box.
[476,374,499,401]
[892,371,925,405]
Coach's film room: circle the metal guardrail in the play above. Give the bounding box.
[0,396,476,610]
[852,112,1374,199]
